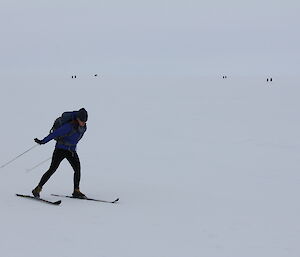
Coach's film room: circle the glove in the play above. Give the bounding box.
[34,138,44,145]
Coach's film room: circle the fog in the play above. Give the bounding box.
[0,0,298,76]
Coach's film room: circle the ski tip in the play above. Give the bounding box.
[54,200,62,205]
[113,198,120,203]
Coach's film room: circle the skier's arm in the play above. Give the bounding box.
[36,123,73,144]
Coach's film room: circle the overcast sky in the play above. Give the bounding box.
[0,0,299,76]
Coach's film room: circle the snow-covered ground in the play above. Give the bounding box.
[0,75,299,257]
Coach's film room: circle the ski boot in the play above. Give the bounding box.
[72,188,87,199]
[32,186,42,198]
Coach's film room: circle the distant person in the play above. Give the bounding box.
[32,108,88,199]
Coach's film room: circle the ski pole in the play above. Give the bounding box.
[26,157,51,172]
[0,144,39,169]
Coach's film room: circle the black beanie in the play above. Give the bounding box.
[77,108,88,122]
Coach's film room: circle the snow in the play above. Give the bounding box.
[1,75,300,257]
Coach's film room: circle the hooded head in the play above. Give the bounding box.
[77,108,88,122]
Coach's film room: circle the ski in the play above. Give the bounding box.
[16,194,62,205]
[51,194,119,204]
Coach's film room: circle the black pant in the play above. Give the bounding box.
[38,148,81,190]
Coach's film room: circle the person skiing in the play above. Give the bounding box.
[32,108,88,199]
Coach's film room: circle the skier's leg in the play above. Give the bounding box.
[66,151,81,189]
[66,151,86,198]
[38,148,66,187]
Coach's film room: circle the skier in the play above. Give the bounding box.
[32,108,88,199]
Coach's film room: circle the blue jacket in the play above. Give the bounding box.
[41,122,87,151]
